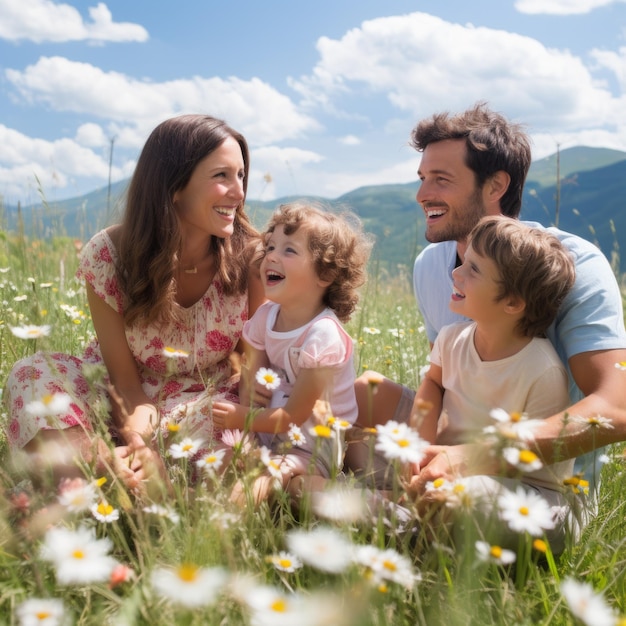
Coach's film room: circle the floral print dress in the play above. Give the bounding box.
[4,229,248,448]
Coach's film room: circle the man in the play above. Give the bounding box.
[346,103,626,546]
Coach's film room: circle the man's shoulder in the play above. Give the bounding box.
[522,221,602,256]
[414,240,456,269]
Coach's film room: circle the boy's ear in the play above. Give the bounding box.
[503,295,525,316]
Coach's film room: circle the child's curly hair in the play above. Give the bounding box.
[263,202,373,322]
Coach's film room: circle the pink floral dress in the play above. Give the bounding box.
[4,230,248,448]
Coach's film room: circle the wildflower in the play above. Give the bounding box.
[91,501,120,523]
[533,538,548,553]
[615,361,626,371]
[286,526,353,573]
[16,597,68,626]
[256,367,281,391]
[152,564,227,608]
[388,328,405,338]
[142,503,180,524]
[10,324,51,339]
[40,525,118,585]
[168,437,203,459]
[486,408,541,442]
[563,474,590,495]
[475,541,516,565]
[561,577,616,626]
[26,393,72,420]
[287,423,306,447]
[57,478,97,513]
[498,486,555,536]
[353,545,415,589]
[163,346,189,358]
[375,420,428,465]
[326,415,352,431]
[365,372,384,387]
[309,424,333,439]
[362,327,381,335]
[209,509,240,530]
[312,486,366,523]
[266,551,303,573]
[260,447,286,479]
[109,563,135,588]
[502,447,543,472]
[570,414,615,430]
[196,448,227,474]
[14,295,28,302]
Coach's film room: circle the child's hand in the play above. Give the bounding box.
[251,381,273,407]
[212,400,247,430]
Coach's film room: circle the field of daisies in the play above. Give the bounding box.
[2,231,626,626]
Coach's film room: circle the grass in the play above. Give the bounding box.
[1,231,626,625]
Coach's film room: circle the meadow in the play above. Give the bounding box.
[1,230,626,626]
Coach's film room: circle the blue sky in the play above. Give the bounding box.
[1,0,625,205]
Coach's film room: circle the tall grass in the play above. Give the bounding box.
[1,231,626,625]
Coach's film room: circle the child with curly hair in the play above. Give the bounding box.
[212,201,372,505]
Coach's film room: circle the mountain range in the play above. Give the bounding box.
[2,146,626,275]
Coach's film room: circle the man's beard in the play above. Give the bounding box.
[425,188,486,244]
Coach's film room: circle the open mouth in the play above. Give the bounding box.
[266,270,285,285]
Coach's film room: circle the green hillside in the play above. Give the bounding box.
[2,146,625,274]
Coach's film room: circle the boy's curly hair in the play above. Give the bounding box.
[263,202,373,322]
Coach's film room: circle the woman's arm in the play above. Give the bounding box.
[86,283,157,442]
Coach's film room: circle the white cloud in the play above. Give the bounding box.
[514,0,624,15]
[291,12,620,133]
[340,135,361,145]
[5,56,320,147]
[75,123,108,148]
[0,0,148,43]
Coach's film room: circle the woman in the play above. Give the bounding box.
[4,114,263,488]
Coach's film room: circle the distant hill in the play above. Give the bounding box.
[2,146,626,274]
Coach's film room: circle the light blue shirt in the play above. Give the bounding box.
[413,221,626,403]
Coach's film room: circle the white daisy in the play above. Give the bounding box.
[286,527,353,574]
[152,564,227,608]
[486,408,542,442]
[498,486,555,536]
[255,367,281,391]
[142,503,180,524]
[260,447,286,479]
[326,415,352,432]
[266,551,303,573]
[16,597,68,626]
[353,545,415,589]
[614,361,626,371]
[375,420,428,465]
[561,577,616,626]
[10,324,51,339]
[57,479,97,513]
[40,525,118,585]
[26,393,72,419]
[475,541,516,566]
[569,414,615,430]
[287,423,306,447]
[195,448,227,474]
[168,437,204,459]
[502,447,543,472]
[362,327,381,335]
[311,486,366,524]
[91,501,120,523]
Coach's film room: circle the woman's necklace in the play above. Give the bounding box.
[183,266,198,274]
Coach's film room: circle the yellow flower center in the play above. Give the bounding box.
[205,455,217,464]
[35,612,52,620]
[97,502,114,516]
[382,560,397,572]
[533,539,548,553]
[518,450,538,464]
[489,546,503,559]
[182,443,193,451]
[433,478,445,488]
[42,394,54,406]
[519,506,529,516]
[453,484,466,494]
[177,564,199,582]
[95,476,107,487]
[72,549,85,560]
[510,412,522,423]
[271,599,288,613]
[263,374,275,384]
[278,558,292,569]
[167,423,181,432]
[312,425,332,438]
[397,438,410,448]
